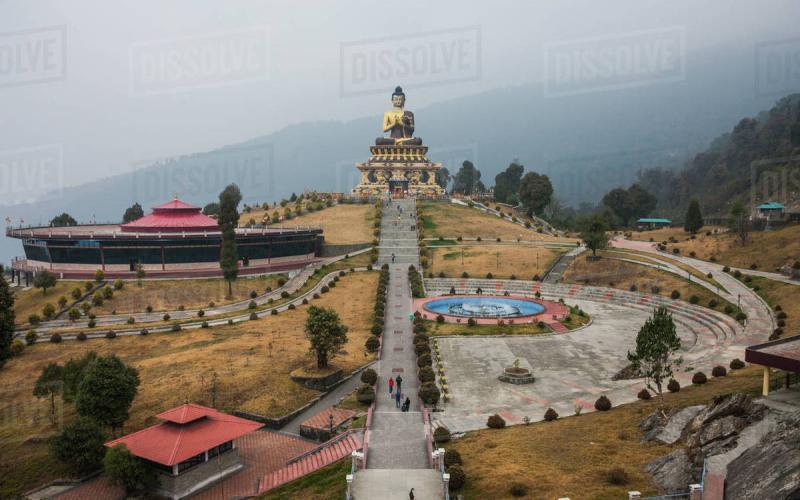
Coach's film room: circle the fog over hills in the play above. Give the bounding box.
[0,49,789,263]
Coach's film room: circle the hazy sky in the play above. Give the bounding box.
[1,0,798,197]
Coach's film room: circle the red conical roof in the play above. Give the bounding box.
[120,198,219,233]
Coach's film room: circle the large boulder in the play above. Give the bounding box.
[645,449,693,494]
[725,413,800,499]
[696,415,747,446]
[700,394,764,426]
[656,405,705,445]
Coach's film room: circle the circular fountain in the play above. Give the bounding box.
[423,296,545,319]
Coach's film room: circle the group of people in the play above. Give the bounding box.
[388,374,411,412]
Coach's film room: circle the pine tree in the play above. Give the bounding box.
[684,199,703,233]
[0,274,14,368]
[218,184,242,298]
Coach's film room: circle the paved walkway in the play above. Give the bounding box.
[351,198,439,497]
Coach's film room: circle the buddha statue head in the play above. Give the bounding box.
[391,86,406,109]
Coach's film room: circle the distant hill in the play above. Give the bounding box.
[0,52,782,263]
[638,94,800,218]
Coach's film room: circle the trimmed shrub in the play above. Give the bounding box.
[594,395,612,411]
[417,353,432,368]
[126,316,135,325]
[163,313,171,321]
[467,318,477,327]
[140,328,148,336]
[419,382,440,405]
[302,298,308,305]
[418,366,435,383]
[667,379,680,393]
[201,321,209,328]
[712,365,727,377]
[25,330,38,345]
[28,314,41,326]
[670,290,680,299]
[50,333,62,343]
[250,290,258,299]
[252,312,260,320]
[87,319,96,328]
[360,368,378,385]
[356,384,375,404]
[288,303,296,310]
[447,464,466,490]
[105,330,116,339]
[365,336,380,352]
[146,305,153,313]
[433,426,451,443]
[487,414,506,429]
[509,483,528,497]
[76,332,87,341]
[730,358,745,370]
[724,304,734,314]
[281,290,291,298]
[637,389,651,400]
[270,309,278,316]
[436,314,445,324]
[689,295,700,304]
[248,300,257,310]
[544,408,558,421]
[197,309,205,317]
[709,299,718,309]
[171,324,181,332]
[605,467,630,486]
[414,343,431,356]
[371,324,383,335]
[735,312,747,322]
[692,372,707,385]
[444,448,462,467]
[320,285,329,293]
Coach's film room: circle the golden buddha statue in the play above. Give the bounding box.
[376,86,423,146]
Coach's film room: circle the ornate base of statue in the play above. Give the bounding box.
[352,144,445,198]
[351,85,445,198]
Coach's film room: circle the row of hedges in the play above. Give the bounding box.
[412,310,441,406]
[408,264,424,298]
[366,264,390,353]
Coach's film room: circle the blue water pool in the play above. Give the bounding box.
[423,296,544,318]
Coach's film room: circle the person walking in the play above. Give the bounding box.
[395,374,403,395]
[391,253,395,263]
[388,376,394,396]
[395,388,402,408]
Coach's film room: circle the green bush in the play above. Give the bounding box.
[689,295,699,304]
[544,408,558,421]
[50,418,107,475]
[433,425,451,443]
[730,358,745,370]
[487,414,506,428]
[360,368,378,385]
[637,389,651,400]
[667,379,680,392]
[419,382,440,405]
[447,464,466,490]
[417,353,432,368]
[25,330,37,345]
[418,366,435,383]
[444,448,462,467]
[356,384,376,404]
[50,333,62,343]
[670,290,680,299]
[594,395,612,411]
[712,365,727,377]
[365,336,380,352]
[414,342,431,356]
[106,331,116,339]
[436,314,445,324]
[692,372,707,384]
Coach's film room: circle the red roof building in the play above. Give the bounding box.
[105,403,264,499]
[120,197,219,233]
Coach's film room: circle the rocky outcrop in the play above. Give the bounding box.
[643,394,779,495]
[645,449,693,494]
[724,412,800,499]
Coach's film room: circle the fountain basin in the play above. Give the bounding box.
[498,366,535,384]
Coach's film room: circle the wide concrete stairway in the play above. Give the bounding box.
[352,198,444,499]
[378,198,419,267]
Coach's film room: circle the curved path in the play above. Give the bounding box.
[424,276,766,433]
[19,249,370,334]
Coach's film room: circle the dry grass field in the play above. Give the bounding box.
[449,366,763,499]
[0,272,377,496]
[242,204,375,244]
[12,282,80,326]
[418,202,575,243]
[89,274,285,314]
[748,276,800,336]
[427,245,562,279]
[563,254,732,311]
[630,225,800,271]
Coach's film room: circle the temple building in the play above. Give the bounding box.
[6,197,323,281]
[105,403,263,499]
[352,86,445,198]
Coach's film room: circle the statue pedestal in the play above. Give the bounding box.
[352,144,445,198]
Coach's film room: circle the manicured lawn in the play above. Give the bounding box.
[448,366,763,500]
[0,272,377,496]
[427,244,561,280]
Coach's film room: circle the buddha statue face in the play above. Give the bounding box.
[392,93,405,109]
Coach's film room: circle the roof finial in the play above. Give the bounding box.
[173,192,179,200]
